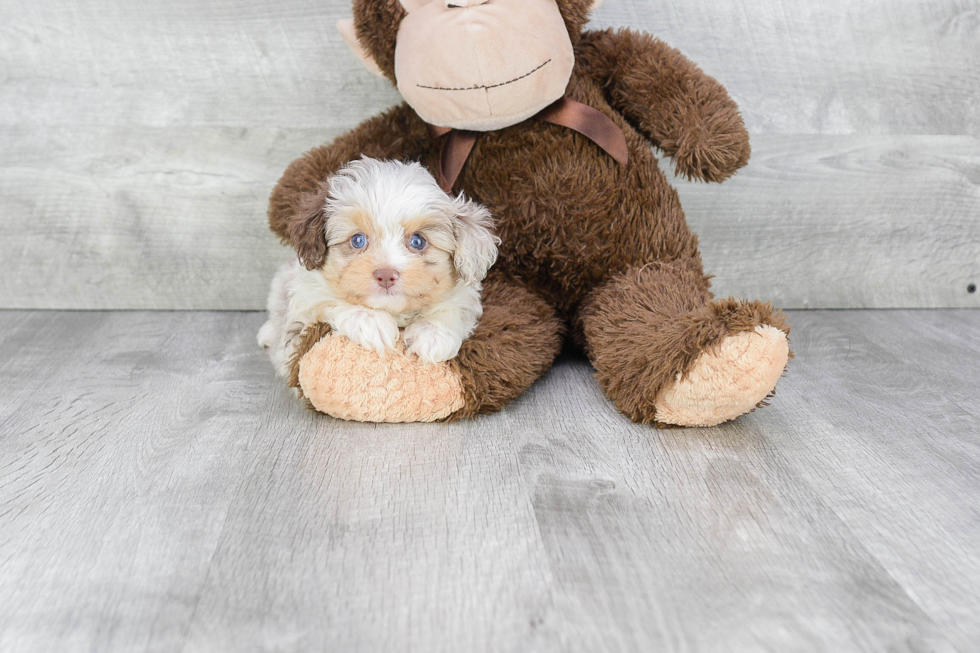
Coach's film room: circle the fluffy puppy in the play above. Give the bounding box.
[259,157,498,377]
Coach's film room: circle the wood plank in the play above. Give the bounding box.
[743,309,980,653]
[0,0,400,129]
[595,0,980,136]
[0,125,315,310]
[1,0,976,135]
[675,135,980,309]
[1,127,977,309]
[0,311,301,651]
[2,310,977,651]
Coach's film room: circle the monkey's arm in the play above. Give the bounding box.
[577,28,750,183]
[268,103,431,241]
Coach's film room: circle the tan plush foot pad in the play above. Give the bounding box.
[655,325,789,427]
[298,334,465,423]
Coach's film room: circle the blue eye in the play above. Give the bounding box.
[409,233,427,251]
[350,233,367,249]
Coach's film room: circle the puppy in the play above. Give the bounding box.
[258,157,498,378]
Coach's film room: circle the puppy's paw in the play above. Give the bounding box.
[404,321,463,364]
[257,320,277,350]
[334,309,400,355]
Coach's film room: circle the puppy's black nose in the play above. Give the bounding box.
[374,268,400,289]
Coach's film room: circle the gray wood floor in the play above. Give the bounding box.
[1,309,978,652]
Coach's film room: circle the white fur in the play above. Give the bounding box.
[258,158,495,374]
[404,282,483,362]
[257,261,303,376]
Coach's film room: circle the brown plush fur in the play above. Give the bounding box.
[351,0,406,84]
[576,30,751,182]
[287,321,332,404]
[269,4,790,423]
[449,272,566,419]
[578,261,789,423]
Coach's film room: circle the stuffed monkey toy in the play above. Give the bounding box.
[267,0,791,426]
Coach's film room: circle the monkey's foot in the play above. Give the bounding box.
[298,333,464,422]
[654,325,789,427]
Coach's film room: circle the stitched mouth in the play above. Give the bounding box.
[416,59,551,91]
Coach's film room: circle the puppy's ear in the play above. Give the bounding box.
[288,186,330,270]
[452,196,499,285]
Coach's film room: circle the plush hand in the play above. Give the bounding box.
[578,29,751,183]
[664,113,751,183]
[331,307,400,356]
[403,320,464,364]
[296,331,466,423]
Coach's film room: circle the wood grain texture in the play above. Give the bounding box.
[1,0,976,134]
[0,126,315,310]
[0,0,400,129]
[677,135,980,309]
[594,0,980,136]
[1,128,977,310]
[1,0,978,309]
[1,309,978,651]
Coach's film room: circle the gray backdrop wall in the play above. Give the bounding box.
[1,0,977,309]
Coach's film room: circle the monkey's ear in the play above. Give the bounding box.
[592,0,604,11]
[336,19,385,78]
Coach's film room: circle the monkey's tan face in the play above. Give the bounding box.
[394,0,575,131]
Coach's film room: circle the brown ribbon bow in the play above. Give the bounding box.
[426,97,629,193]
